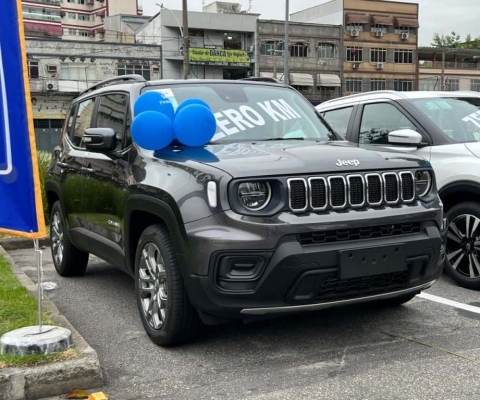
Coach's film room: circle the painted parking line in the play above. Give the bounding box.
[417,292,480,315]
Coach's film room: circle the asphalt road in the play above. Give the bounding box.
[9,247,480,400]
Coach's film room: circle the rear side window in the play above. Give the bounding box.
[95,94,129,150]
[322,107,354,138]
[64,106,76,138]
[72,98,95,148]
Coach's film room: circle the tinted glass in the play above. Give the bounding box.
[360,103,417,144]
[412,97,480,143]
[72,98,95,148]
[322,107,354,138]
[145,83,332,143]
[96,94,128,150]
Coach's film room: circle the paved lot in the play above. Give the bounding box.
[9,247,480,400]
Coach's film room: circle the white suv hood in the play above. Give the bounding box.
[465,142,480,158]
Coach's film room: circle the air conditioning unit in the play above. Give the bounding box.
[46,81,58,91]
[350,29,359,37]
[375,30,384,37]
[47,65,58,73]
[376,62,385,69]
[352,62,360,69]
[401,32,409,40]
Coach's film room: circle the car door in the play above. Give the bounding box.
[351,101,433,160]
[81,92,131,266]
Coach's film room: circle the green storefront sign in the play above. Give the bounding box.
[189,48,251,67]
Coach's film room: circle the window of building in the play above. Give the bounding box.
[78,13,90,21]
[419,78,438,91]
[346,47,363,62]
[28,60,39,78]
[223,32,243,50]
[321,106,354,138]
[291,85,310,92]
[471,79,480,92]
[78,30,89,37]
[394,49,413,64]
[33,119,64,129]
[290,42,308,58]
[260,41,283,56]
[317,43,335,59]
[360,103,417,144]
[371,24,387,33]
[95,94,128,150]
[346,23,364,32]
[61,63,97,81]
[67,12,76,19]
[77,0,86,4]
[370,79,386,91]
[72,98,95,148]
[345,78,363,93]
[394,26,416,35]
[319,86,337,101]
[68,29,77,36]
[370,48,387,63]
[445,79,459,91]
[394,80,413,91]
[118,64,151,80]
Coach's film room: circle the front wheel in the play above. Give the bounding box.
[135,224,200,347]
[444,202,480,290]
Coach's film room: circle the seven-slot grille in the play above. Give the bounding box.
[289,171,416,213]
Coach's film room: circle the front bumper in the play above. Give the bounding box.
[182,205,446,320]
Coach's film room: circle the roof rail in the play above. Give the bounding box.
[79,74,147,97]
[239,77,284,84]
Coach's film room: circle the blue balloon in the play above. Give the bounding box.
[174,104,217,147]
[134,91,175,120]
[131,111,174,151]
[176,98,211,114]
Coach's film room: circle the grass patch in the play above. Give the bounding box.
[0,255,76,368]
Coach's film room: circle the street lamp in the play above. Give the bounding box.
[156,3,183,38]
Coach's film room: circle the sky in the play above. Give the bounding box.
[142,0,479,46]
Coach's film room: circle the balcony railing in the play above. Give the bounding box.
[23,0,60,4]
[420,60,479,70]
[23,12,61,22]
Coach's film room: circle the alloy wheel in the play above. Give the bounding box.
[138,242,168,330]
[446,214,480,279]
[51,211,64,266]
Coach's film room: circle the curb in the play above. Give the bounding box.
[0,246,104,400]
[0,238,51,251]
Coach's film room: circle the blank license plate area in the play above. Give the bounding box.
[339,244,407,280]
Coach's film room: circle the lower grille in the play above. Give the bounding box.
[299,222,423,246]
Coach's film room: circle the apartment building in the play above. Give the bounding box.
[22,0,143,41]
[291,0,419,95]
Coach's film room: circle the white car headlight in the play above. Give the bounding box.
[415,170,432,197]
[238,181,271,211]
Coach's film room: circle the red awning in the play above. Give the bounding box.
[345,13,370,24]
[24,22,63,37]
[394,17,419,28]
[371,15,394,25]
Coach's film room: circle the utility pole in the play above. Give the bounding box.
[182,0,190,80]
[440,48,445,91]
[283,0,289,85]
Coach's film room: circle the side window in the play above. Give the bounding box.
[72,98,95,148]
[360,103,417,144]
[64,105,76,138]
[322,107,354,138]
[95,94,128,150]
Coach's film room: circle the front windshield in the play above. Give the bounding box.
[412,97,480,143]
[145,83,332,143]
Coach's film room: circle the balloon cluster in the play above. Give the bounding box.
[131,92,217,150]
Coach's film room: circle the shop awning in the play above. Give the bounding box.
[371,15,394,25]
[24,22,63,37]
[345,13,370,24]
[289,73,314,86]
[260,72,283,80]
[394,17,419,28]
[317,74,341,87]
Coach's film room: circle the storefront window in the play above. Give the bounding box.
[224,33,243,50]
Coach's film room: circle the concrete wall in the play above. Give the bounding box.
[108,0,138,17]
[290,0,344,25]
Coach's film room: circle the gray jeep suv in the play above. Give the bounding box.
[46,76,446,346]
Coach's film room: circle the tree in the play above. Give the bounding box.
[431,32,480,50]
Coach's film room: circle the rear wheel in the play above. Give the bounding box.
[444,202,480,290]
[135,224,200,347]
[50,201,89,277]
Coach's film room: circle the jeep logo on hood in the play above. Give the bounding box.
[336,159,360,167]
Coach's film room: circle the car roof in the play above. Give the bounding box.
[316,90,480,110]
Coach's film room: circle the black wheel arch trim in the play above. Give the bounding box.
[439,180,480,203]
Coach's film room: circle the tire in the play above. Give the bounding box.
[374,293,417,308]
[135,224,200,347]
[50,201,89,277]
[444,202,480,290]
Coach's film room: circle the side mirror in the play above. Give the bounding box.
[388,129,423,145]
[83,128,116,152]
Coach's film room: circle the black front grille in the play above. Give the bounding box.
[349,176,364,206]
[367,175,382,204]
[310,179,327,209]
[401,173,415,201]
[299,222,423,246]
[384,174,399,202]
[330,178,346,207]
[289,179,307,210]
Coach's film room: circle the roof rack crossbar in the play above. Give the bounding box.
[79,74,147,96]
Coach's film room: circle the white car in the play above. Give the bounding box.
[316,90,480,290]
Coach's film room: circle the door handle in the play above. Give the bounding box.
[57,162,69,168]
[81,167,95,173]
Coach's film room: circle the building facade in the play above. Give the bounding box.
[257,20,342,105]
[136,2,258,80]
[418,47,480,92]
[26,38,161,150]
[291,0,419,95]
[22,0,142,41]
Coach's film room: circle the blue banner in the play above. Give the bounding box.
[0,0,46,238]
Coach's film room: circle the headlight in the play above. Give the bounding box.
[415,170,432,197]
[238,182,271,211]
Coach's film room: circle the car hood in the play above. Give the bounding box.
[156,140,430,178]
[465,142,480,159]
